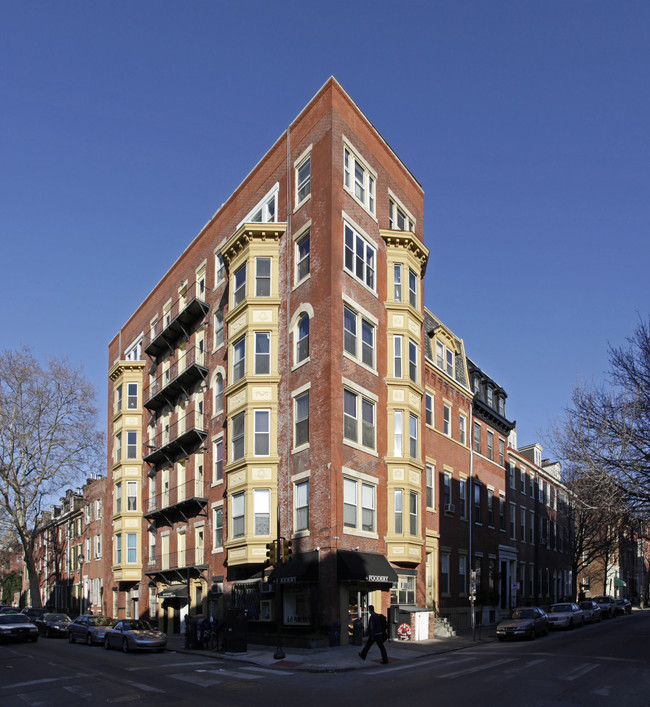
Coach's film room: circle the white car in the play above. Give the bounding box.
[547,602,584,629]
[0,614,39,643]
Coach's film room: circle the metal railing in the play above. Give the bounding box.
[146,479,207,514]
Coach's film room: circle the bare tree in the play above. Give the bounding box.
[0,347,103,607]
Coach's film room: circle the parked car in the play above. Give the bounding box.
[0,613,39,643]
[593,595,617,619]
[68,615,116,645]
[615,598,632,615]
[104,619,167,653]
[578,600,602,623]
[547,602,584,629]
[21,607,48,621]
[34,612,72,637]
[496,607,549,641]
[0,606,20,615]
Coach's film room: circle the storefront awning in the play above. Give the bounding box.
[269,550,319,584]
[157,584,189,599]
[614,577,627,587]
[337,550,398,584]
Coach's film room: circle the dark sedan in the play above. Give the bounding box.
[34,613,72,637]
[615,598,632,615]
[0,614,39,643]
[496,607,549,641]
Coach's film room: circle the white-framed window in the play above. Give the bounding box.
[231,412,245,461]
[254,489,271,536]
[487,386,493,408]
[426,464,435,509]
[296,230,310,283]
[459,413,467,446]
[343,477,375,532]
[215,252,225,287]
[239,183,278,226]
[459,478,467,519]
[232,491,245,538]
[443,403,451,436]
[94,534,102,559]
[344,221,376,291]
[393,335,403,378]
[115,482,122,514]
[213,506,224,549]
[127,383,138,410]
[509,464,516,489]
[214,308,224,349]
[115,534,122,564]
[126,481,137,511]
[254,409,270,456]
[255,332,271,375]
[255,257,271,297]
[473,422,481,454]
[394,410,403,457]
[115,384,123,413]
[126,431,137,459]
[295,153,311,206]
[295,313,310,365]
[95,499,102,520]
[393,263,402,302]
[394,489,403,534]
[295,479,309,531]
[343,142,376,215]
[127,533,137,563]
[294,391,309,448]
[425,392,433,426]
[409,413,418,459]
[213,372,224,415]
[125,336,143,361]
[233,263,246,308]
[343,389,376,451]
[343,304,376,369]
[232,336,246,382]
[114,432,122,463]
[213,437,223,483]
[487,488,494,526]
[408,340,418,383]
[408,269,417,309]
[389,196,415,232]
[487,431,494,461]
[499,438,505,466]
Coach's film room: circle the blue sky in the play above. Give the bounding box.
[2,1,648,455]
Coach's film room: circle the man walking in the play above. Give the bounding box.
[358,605,388,664]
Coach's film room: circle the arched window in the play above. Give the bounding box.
[296,314,309,363]
[213,373,223,415]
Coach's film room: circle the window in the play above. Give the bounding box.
[510,503,517,539]
[473,483,481,523]
[520,467,526,492]
[213,373,224,415]
[255,257,271,297]
[126,431,137,459]
[394,410,403,456]
[487,431,494,461]
[446,348,454,376]
[254,489,271,535]
[296,314,309,363]
[232,412,245,461]
[499,495,506,529]
[296,231,310,282]
[125,337,143,361]
[459,414,467,445]
[486,387,493,408]
[126,382,138,410]
[393,336,403,378]
[344,222,375,290]
[114,432,122,463]
[440,553,450,594]
[343,478,375,532]
[529,510,535,543]
[443,403,451,436]
[343,389,376,451]
[214,309,224,348]
[473,422,481,454]
[254,410,270,456]
[215,253,225,286]
[409,491,418,535]
[115,534,122,564]
[499,438,505,467]
[393,263,402,302]
[115,482,122,514]
[459,478,467,519]
[408,269,417,308]
[394,489,403,534]
[115,385,123,413]
[389,199,414,232]
[213,507,223,548]
[232,492,245,538]
[213,438,223,483]
[343,305,375,369]
[459,555,467,594]
[443,472,451,507]
[126,481,137,511]
[127,533,137,563]
[241,184,278,225]
[296,154,311,204]
[409,413,418,459]
[94,534,102,559]
[294,392,309,447]
[343,143,375,215]
[425,393,433,426]
[426,464,434,508]
[232,337,246,382]
[520,507,526,541]
[233,263,246,307]
[408,340,418,383]
[295,480,309,531]
[487,489,494,526]
[255,332,271,375]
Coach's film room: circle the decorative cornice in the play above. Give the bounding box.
[220,222,287,267]
[109,360,146,381]
[380,229,430,275]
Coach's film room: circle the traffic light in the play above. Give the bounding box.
[266,541,277,566]
[282,539,292,563]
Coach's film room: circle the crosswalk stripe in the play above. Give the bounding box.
[438,657,516,679]
[560,663,598,681]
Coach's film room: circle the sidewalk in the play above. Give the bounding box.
[164,627,496,672]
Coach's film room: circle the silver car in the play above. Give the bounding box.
[578,600,602,623]
[68,615,116,645]
[103,619,167,653]
[0,614,39,643]
[548,602,584,629]
[496,607,549,641]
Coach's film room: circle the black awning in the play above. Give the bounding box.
[337,550,398,584]
[157,584,189,599]
[269,550,319,584]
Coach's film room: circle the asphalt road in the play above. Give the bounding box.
[1,611,649,706]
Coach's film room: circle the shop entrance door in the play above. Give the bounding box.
[347,587,369,639]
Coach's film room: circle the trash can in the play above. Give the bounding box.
[225,608,247,653]
[328,623,341,647]
[352,618,363,646]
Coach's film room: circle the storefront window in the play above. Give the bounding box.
[283,586,311,626]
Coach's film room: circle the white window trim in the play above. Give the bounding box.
[237,182,280,230]
[293,220,311,288]
[388,188,416,231]
[341,466,378,538]
[211,501,224,552]
[342,136,378,219]
[342,212,378,296]
[292,382,311,453]
[342,294,378,374]
[342,378,378,456]
[294,144,312,211]
[290,304,314,370]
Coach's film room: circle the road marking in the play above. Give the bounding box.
[592,686,611,696]
[3,676,78,690]
[64,685,93,698]
[560,663,598,681]
[367,654,473,675]
[123,679,166,693]
[438,657,516,679]
[243,666,294,676]
[17,695,47,706]
[170,669,264,687]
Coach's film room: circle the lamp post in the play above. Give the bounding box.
[77,553,85,614]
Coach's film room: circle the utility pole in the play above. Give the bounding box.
[273,504,285,660]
